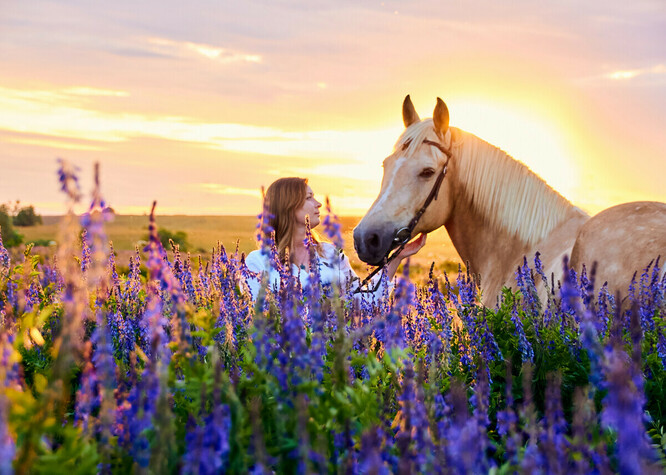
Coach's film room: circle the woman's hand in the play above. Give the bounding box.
[386,233,427,279]
[397,233,427,260]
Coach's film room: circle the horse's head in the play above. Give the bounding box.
[354,95,455,266]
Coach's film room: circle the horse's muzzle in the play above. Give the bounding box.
[353,224,399,266]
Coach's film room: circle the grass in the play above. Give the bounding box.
[17,215,463,282]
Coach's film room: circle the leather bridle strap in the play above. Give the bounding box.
[354,137,453,293]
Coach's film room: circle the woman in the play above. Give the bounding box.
[244,177,426,299]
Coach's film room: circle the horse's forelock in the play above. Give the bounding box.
[393,119,447,163]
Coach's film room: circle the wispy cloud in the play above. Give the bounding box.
[603,63,666,81]
[62,87,130,97]
[1,132,104,151]
[0,85,397,167]
[147,37,262,64]
[196,183,262,198]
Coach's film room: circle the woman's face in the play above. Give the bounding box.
[295,185,322,228]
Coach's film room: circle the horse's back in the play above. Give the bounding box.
[570,201,666,298]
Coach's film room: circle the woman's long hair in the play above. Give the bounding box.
[262,177,322,263]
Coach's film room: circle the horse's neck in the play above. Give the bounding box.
[445,199,530,297]
[444,130,583,296]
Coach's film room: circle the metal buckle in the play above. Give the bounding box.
[393,227,412,245]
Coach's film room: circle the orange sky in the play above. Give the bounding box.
[0,1,664,217]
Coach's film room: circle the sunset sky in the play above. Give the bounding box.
[1,0,664,217]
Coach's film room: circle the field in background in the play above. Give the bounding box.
[19,215,463,282]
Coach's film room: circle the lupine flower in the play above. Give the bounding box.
[496,362,520,465]
[442,380,489,472]
[0,391,14,475]
[74,341,99,435]
[519,364,545,473]
[515,256,541,321]
[395,360,434,473]
[0,333,22,391]
[596,282,613,337]
[539,372,569,473]
[80,229,91,274]
[580,306,604,390]
[426,268,453,370]
[107,242,120,291]
[632,258,663,334]
[380,262,413,353]
[358,427,389,475]
[510,303,534,363]
[600,342,659,474]
[0,228,9,272]
[277,269,309,388]
[57,158,82,202]
[321,197,344,250]
[571,386,611,473]
[181,402,231,474]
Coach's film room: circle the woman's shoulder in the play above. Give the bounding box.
[244,249,269,271]
[319,241,343,259]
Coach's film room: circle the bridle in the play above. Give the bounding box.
[354,136,453,293]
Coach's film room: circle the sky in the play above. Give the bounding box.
[0,0,665,217]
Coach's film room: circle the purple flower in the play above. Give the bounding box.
[580,307,603,389]
[358,427,390,475]
[600,343,659,473]
[496,363,520,465]
[631,258,663,334]
[0,229,9,271]
[426,270,453,369]
[519,364,545,473]
[181,404,231,474]
[442,380,490,472]
[107,243,120,290]
[538,372,569,473]
[74,341,99,435]
[571,386,611,473]
[56,158,82,202]
[596,283,614,338]
[1,332,22,390]
[395,360,434,473]
[0,392,14,475]
[380,262,413,353]
[80,229,91,273]
[515,256,541,321]
[510,303,534,363]
[321,197,344,249]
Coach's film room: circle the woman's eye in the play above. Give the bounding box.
[419,168,436,179]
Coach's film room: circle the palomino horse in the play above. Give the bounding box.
[354,95,666,306]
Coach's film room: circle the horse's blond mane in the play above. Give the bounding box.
[397,121,576,246]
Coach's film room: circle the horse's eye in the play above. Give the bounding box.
[419,168,436,179]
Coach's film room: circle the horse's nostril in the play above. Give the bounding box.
[367,233,380,250]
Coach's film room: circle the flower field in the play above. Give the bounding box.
[1,163,666,474]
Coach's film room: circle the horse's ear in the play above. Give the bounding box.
[433,97,450,138]
[402,95,420,128]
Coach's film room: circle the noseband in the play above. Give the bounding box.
[355,137,453,293]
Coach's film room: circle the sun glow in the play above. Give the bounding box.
[445,98,580,201]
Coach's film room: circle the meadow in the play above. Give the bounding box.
[1,164,665,474]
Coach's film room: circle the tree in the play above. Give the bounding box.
[149,228,189,252]
[0,205,23,247]
[13,205,43,226]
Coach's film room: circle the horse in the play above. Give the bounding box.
[353,95,666,306]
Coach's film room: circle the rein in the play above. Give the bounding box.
[354,137,453,293]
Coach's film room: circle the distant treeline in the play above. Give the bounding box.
[0,202,43,247]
